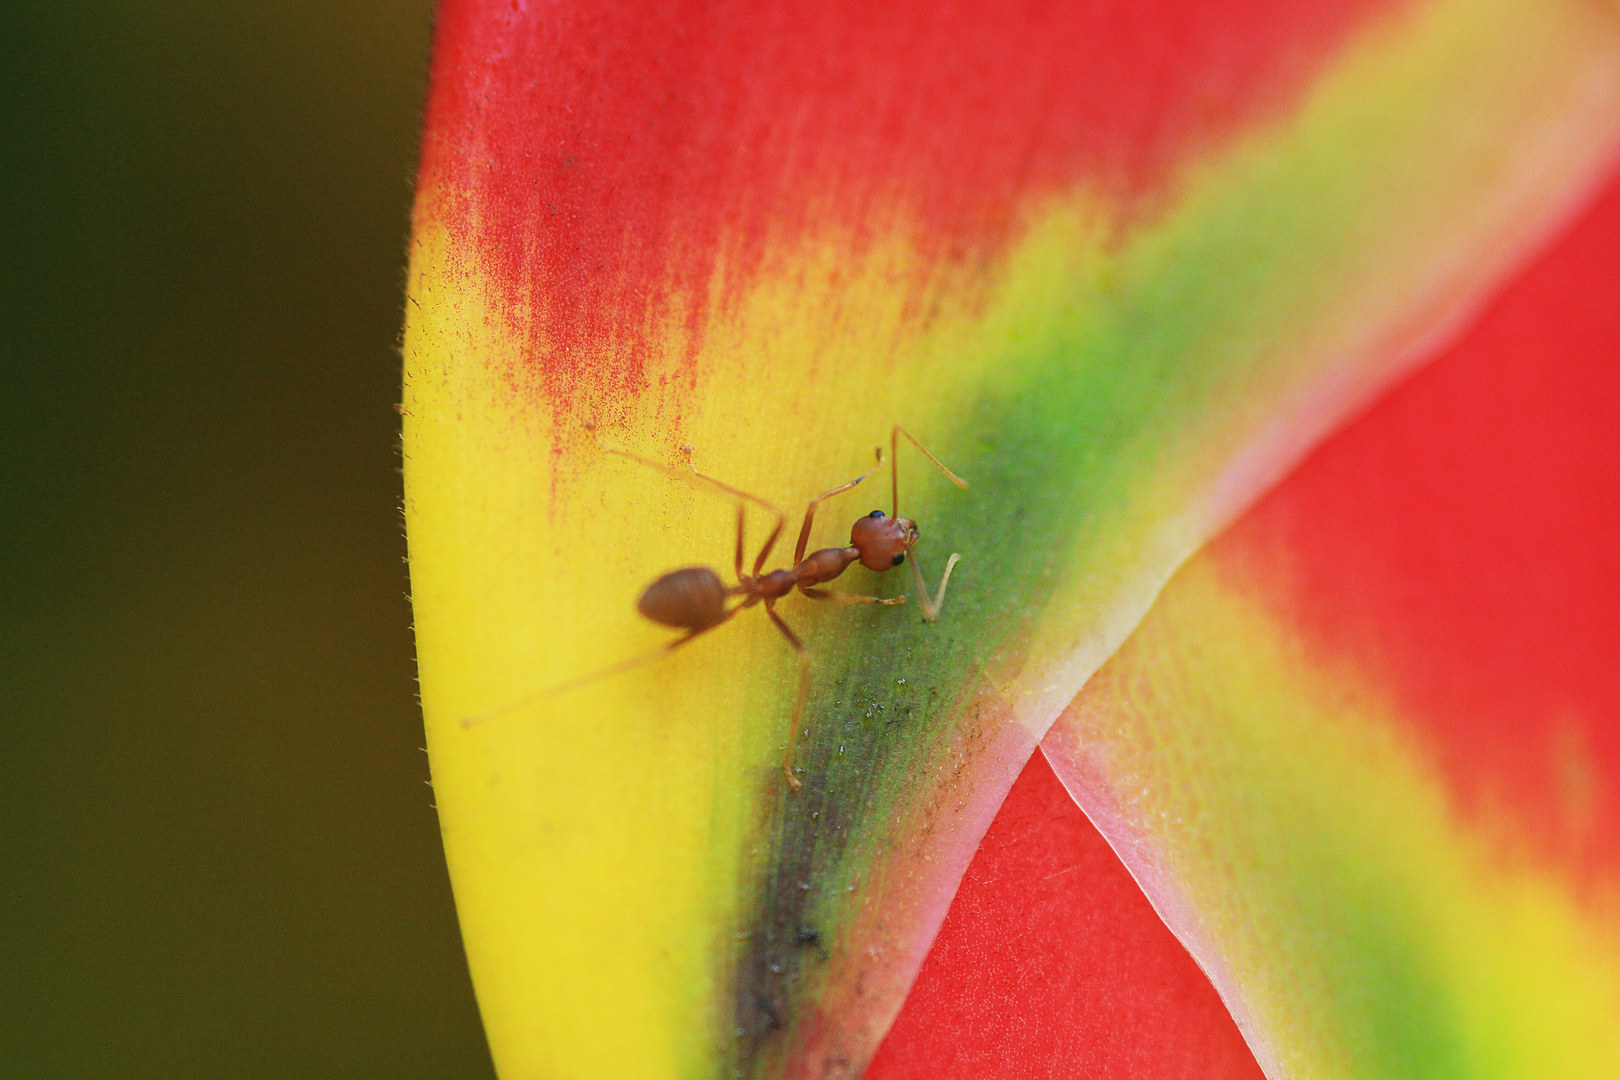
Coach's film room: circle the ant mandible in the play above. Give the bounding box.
[468,426,968,791]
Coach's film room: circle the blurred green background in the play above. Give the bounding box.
[0,2,496,1075]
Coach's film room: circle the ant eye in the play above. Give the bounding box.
[891,553,906,566]
[868,510,885,518]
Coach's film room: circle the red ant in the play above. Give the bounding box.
[466,426,967,790]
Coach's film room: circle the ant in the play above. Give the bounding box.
[466,426,968,790]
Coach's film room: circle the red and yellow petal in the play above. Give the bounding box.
[1042,169,1620,1077]
[402,0,1620,1074]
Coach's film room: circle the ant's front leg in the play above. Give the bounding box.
[793,448,885,565]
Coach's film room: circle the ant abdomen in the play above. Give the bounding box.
[638,566,729,631]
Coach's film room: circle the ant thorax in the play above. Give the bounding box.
[792,546,863,588]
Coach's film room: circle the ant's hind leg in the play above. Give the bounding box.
[460,607,740,729]
[765,602,813,790]
[799,587,905,606]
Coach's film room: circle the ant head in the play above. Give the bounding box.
[851,509,919,573]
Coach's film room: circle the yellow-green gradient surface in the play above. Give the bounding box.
[403,0,1620,1075]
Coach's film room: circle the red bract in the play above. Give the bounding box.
[417,0,1390,416]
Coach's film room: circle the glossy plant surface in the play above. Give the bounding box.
[401,0,1620,1074]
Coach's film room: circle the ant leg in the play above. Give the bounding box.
[588,431,786,581]
[906,549,962,621]
[460,606,741,729]
[682,453,789,546]
[799,586,905,606]
[793,448,885,565]
[765,601,813,790]
[733,501,746,580]
[752,514,785,577]
[669,450,789,577]
[891,425,970,518]
[590,428,788,544]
